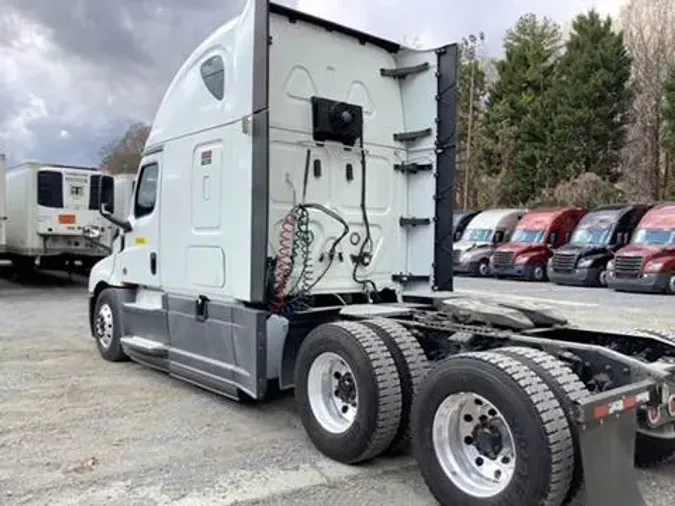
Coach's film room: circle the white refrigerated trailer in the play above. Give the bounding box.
[87,2,673,506]
[6,162,115,273]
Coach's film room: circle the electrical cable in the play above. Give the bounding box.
[351,133,379,300]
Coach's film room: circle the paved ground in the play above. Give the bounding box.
[1,267,674,506]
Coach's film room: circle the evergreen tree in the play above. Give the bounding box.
[547,10,633,183]
[482,14,562,204]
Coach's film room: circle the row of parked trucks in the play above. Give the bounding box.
[452,203,675,294]
[0,153,135,275]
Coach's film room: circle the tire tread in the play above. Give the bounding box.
[361,318,430,452]
[452,351,575,506]
[330,321,403,462]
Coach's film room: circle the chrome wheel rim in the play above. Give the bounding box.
[432,392,516,498]
[599,270,608,286]
[669,275,675,294]
[307,352,359,434]
[478,261,489,276]
[95,303,114,349]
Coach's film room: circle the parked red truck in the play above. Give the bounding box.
[606,202,675,294]
[490,206,586,281]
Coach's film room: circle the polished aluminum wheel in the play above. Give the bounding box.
[432,392,516,498]
[95,304,114,349]
[307,352,359,434]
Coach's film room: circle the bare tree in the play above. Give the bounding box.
[99,122,151,174]
[619,0,675,200]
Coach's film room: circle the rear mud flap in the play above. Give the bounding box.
[575,380,654,506]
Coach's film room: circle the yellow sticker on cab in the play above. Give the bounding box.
[135,237,147,246]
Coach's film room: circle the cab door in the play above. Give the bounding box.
[119,155,162,288]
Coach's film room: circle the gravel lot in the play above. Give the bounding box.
[1,267,674,506]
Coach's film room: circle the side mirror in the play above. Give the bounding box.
[547,232,558,247]
[453,230,462,242]
[100,203,132,233]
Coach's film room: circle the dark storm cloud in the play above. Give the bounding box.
[8,0,249,69]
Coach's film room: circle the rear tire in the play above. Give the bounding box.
[93,288,128,362]
[294,321,402,464]
[360,318,429,454]
[411,351,574,506]
[634,432,675,467]
[497,347,590,504]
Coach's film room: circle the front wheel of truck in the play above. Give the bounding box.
[93,288,128,362]
[411,351,574,506]
[294,321,402,464]
[531,263,547,282]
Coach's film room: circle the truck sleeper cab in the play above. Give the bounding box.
[6,162,116,273]
[548,204,650,287]
[490,206,586,281]
[453,208,525,277]
[451,209,481,243]
[87,3,675,506]
[606,203,675,294]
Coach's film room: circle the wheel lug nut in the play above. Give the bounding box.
[333,372,341,380]
[463,414,473,423]
[488,409,497,417]
[341,405,348,414]
[464,436,473,445]
[475,457,484,466]
[501,456,510,464]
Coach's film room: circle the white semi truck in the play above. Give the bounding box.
[87,2,673,505]
[5,162,115,273]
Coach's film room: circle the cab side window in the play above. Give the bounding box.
[200,55,225,101]
[134,163,159,218]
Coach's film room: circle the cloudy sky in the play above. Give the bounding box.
[0,0,628,168]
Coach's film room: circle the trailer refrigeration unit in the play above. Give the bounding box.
[5,162,115,273]
[490,207,586,281]
[453,208,525,277]
[606,203,675,294]
[87,2,675,505]
[548,204,651,287]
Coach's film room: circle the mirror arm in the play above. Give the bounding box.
[99,204,132,233]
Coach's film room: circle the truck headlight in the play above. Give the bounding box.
[577,258,593,268]
[644,261,665,273]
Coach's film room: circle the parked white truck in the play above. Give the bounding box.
[452,208,525,277]
[87,2,673,506]
[6,162,115,273]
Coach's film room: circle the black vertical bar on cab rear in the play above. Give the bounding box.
[433,44,458,292]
